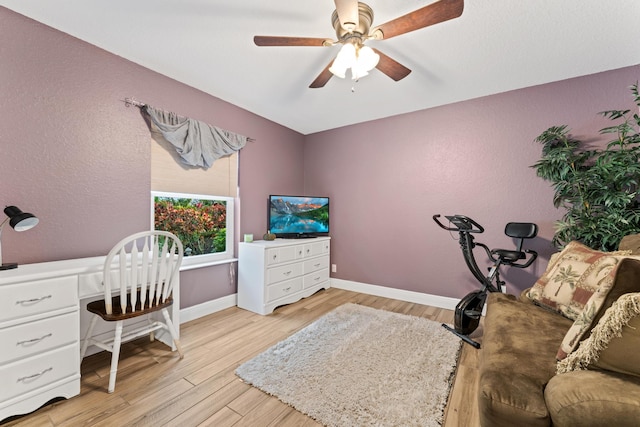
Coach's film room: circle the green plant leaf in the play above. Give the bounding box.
[532,84,640,250]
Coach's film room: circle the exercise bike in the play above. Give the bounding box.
[433,214,538,348]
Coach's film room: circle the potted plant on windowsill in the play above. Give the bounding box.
[532,83,640,251]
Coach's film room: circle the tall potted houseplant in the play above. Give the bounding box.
[532,84,640,251]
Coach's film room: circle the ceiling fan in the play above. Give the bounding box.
[254,0,464,88]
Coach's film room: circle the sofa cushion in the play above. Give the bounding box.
[556,258,640,360]
[478,292,573,427]
[557,292,640,376]
[545,369,640,427]
[526,241,629,320]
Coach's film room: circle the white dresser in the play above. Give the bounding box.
[238,237,330,315]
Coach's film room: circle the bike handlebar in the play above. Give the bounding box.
[517,250,539,269]
[432,214,485,233]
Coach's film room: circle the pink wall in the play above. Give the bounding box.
[0,8,305,307]
[304,65,640,298]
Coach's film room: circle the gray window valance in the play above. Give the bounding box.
[143,105,248,170]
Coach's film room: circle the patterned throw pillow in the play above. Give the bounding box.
[555,257,640,360]
[555,256,627,359]
[527,241,630,320]
[557,292,640,375]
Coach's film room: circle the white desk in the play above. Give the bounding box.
[0,256,180,421]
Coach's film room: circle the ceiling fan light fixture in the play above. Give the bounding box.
[329,42,380,81]
[329,42,356,78]
[328,64,347,79]
[357,45,379,70]
[350,68,369,81]
[332,43,379,81]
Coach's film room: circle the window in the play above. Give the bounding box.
[152,191,234,267]
[150,136,238,268]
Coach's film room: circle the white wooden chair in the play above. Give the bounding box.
[80,230,184,393]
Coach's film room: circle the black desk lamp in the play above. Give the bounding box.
[0,206,39,270]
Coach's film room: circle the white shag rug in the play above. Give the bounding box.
[235,303,462,427]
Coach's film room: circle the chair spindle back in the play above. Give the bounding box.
[103,231,183,315]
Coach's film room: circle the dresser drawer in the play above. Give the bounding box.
[303,256,329,274]
[303,241,329,257]
[303,268,330,289]
[0,276,78,324]
[0,343,79,402]
[266,277,303,303]
[266,245,297,266]
[266,262,304,285]
[0,312,79,365]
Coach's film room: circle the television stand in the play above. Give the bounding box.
[238,237,331,315]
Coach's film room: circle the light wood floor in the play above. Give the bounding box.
[2,288,482,427]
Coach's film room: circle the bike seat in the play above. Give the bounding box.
[491,222,538,267]
[491,249,525,263]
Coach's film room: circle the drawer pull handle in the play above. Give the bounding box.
[16,295,52,305]
[17,333,53,347]
[17,367,53,383]
[283,271,292,276]
[283,286,291,292]
[314,276,321,281]
[314,263,321,267]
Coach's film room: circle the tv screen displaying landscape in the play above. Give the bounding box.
[268,195,329,236]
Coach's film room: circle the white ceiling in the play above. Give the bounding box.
[2,0,640,135]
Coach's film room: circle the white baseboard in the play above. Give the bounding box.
[177,281,460,325]
[331,279,459,311]
[180,293,238,324]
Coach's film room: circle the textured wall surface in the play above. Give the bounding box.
[0,8,304,307]
[304,65,640,297]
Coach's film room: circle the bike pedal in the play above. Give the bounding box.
[464,310,482,318]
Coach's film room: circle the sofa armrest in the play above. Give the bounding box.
[545,369,640,427]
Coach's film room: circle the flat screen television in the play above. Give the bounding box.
[267,195,329,238]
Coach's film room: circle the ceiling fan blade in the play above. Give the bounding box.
[334,0,359,31]
[372,0,464,40]
[254,36,331,47]
[373,49,412,81]
[309,61,334,89]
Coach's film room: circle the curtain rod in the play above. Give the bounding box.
[122,97,146,108]
[122,97,255,142]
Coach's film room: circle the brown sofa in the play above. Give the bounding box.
[478,244,640,426]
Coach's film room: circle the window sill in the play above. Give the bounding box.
[180,257,238,272]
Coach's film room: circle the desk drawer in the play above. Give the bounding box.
[0,343,79,402]
[0,312,79,365]
[0,276,78,324]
